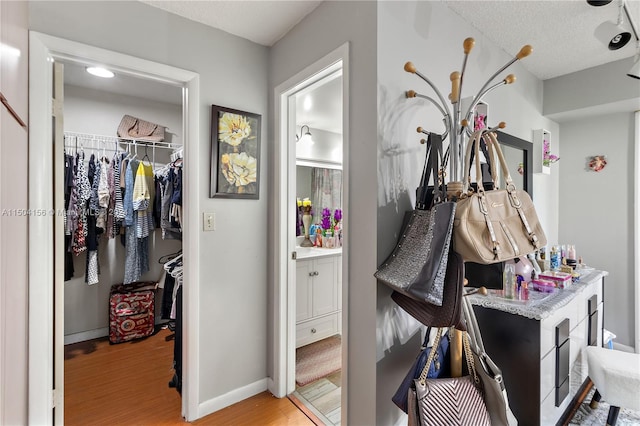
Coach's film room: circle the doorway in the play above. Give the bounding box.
[271,43,349,425]
[28,32,201,423]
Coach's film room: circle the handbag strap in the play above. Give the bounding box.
[416,133,445,209]
[468,135,496,189]
[485,132,542,250]
[462,131,484,195]
[430,133,446,205]
[418,328,478,386]
[462,296,506,392]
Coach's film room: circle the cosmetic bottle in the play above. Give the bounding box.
[503,263,516,299]
[550,245,560,271]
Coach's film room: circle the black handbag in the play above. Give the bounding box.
[375,133,456,306]
[391,249,464,329]
[392,327,451,413]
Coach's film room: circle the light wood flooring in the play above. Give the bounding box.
[64,327,314,425]
[292,371,342,425]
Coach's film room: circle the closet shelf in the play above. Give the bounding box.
[64,131,182,150]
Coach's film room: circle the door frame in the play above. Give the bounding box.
[28,32,201,423]
[270,42,349,412]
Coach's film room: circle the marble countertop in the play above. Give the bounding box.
[468,268,608,320]
[295,246,342,260]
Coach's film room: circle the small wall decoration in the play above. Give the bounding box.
[542,137,559,167]
[210,105,261,199]
[588,155,607,172]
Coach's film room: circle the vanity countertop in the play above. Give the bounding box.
[468,268,607,320]
[295,246,342,260]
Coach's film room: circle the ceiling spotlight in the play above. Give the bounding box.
[587,0,613,5]
[86,66,115,78]
[594,20,632,50]
[296,125,314,145]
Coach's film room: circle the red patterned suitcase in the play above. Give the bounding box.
[109,282,158,344]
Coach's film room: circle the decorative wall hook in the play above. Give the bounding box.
[588,155,607,172]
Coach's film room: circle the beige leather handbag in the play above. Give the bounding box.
[117,115,165,141]
[453,131,546,264]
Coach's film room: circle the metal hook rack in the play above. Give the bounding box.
[404,37,533,190]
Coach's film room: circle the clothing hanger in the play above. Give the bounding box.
[141,144,151,166]
[164,253,183,269]
[158,250,182,264]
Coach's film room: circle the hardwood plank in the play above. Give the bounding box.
[65,329,313,425]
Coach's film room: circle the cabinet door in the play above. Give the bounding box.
[312,256,338,317]
[296,260,313,322]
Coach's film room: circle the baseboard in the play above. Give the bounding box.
[197,378,268,419]
[64,328,108,345]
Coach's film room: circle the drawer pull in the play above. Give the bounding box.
[311,328,317,333]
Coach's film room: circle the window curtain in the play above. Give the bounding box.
[311,168,342,224]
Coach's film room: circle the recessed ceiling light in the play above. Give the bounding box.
[86,66,115,78]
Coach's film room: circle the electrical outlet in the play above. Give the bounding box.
[203,212,215,231]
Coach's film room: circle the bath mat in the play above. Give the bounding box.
[296,335,341,387]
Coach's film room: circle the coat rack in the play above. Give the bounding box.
[404,37,533,197]
[403,37,534,377]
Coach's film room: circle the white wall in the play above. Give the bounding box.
[296,126,342,164]
[544,57,640,117]
[64,85,182,141]
[30,0,269,414]
[0,1,29,424]
[376,2,559,424]
[559,113,636,347]
[63,84,182,340]
[269,2,378,424]
[545,58,640,349]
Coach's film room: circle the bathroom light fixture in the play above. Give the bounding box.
[296,125,314,144]
[86,66,115,78]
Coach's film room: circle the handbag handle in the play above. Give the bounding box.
[418,328,478,386]
[416,133,446,209]
[462,296,506,392]
[468,135,497,189]
[462,131,484,195]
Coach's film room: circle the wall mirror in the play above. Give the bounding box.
[296,161,343,229]
[494,131,533,199]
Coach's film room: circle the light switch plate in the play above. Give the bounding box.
[203,212,215,231]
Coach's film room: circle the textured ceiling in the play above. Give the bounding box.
[444,0,640,80]
[139,0,640,80]
[140,0,322,46]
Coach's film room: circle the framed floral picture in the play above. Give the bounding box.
[210,105,261,199]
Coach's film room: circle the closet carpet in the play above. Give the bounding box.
[64,327,314,425]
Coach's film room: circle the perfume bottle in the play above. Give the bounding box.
[503,263,516,299]
[550,245,560,271]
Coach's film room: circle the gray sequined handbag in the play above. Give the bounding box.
[375,133,456,306]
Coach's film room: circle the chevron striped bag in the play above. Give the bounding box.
[408,328,490,426]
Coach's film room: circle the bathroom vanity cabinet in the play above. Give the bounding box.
[469,270,606,426]
[295,249,342,348]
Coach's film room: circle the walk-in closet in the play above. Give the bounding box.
[60,60,185,423]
